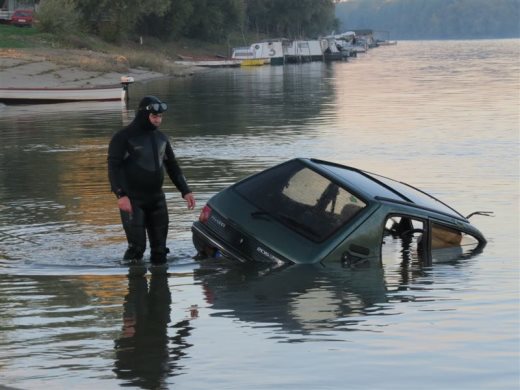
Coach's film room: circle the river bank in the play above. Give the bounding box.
[0,47,202,88]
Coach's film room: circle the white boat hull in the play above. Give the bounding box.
[174,59,241,68]
[0,86,125,104]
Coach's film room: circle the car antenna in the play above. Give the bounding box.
[466,211,494,219]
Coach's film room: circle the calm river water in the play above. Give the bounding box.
[0,40,519,389]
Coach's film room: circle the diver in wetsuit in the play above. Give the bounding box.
[108,96,196,264]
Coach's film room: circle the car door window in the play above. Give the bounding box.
[383,217,482,265]
[382,215,426,264]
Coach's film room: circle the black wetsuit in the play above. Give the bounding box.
[107,110,191,263]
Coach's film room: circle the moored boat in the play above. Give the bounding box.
[232,41,284,66]
[320,37,350,61]
[377,40,398,46]
[283,40,324,63]
[240,58,268,66]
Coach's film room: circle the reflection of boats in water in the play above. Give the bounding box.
[194,262,388,334]
[0,99,133,128]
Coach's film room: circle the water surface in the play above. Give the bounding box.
[0,40,519,389]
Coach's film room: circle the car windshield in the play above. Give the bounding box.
[234,160,366,242]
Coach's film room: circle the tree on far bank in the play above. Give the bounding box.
[38,0,339,43]
[75,0,171,42]
[245,0,337,38]
[36,0,80,34]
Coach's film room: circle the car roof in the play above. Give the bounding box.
[307,158,466,220]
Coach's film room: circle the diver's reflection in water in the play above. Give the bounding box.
[113,273,194,388]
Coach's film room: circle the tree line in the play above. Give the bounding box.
[36,0,338,43]
[335,0,520,39]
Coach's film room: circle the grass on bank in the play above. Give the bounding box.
[0,23,44,48]
[0,23,246,75]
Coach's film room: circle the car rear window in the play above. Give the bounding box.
[234,160,366,242]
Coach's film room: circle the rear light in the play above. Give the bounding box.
[199,204,212,223]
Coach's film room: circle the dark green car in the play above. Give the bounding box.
[192,158,487,265]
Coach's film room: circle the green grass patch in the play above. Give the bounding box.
[0,24,42,48]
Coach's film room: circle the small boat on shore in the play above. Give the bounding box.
[0,76,134,104]
[174,55,241,68]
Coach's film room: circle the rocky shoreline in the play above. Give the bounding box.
[0,48,199,88]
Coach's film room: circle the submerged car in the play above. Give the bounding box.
[192,158,487,265]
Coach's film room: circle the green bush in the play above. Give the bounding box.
[98,21,123,44]
[36,0,80,34]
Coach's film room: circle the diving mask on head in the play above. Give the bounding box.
[138,95,168,114]
[145,102,167,114]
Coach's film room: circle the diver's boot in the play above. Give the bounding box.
[123,246,146,276]
[149,247,169,274]
[150,247,169,265]
[123,245,145,264]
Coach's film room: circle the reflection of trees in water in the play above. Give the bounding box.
[156,64,336,137]
[0,108,124,230]
[113,274,195,389]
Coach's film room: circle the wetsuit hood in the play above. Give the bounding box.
[133,109,155,131]
[133,95,167,131]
